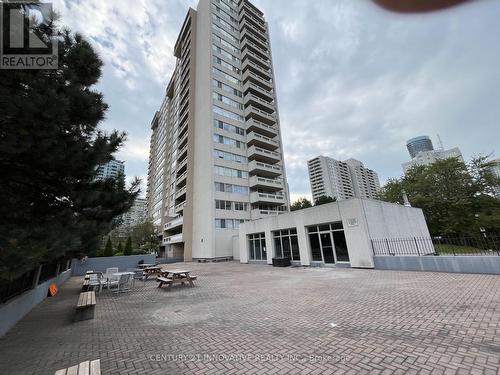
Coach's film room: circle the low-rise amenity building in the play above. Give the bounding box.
[238,198,431,268]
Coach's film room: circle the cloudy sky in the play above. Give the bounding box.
[52,0,500,201]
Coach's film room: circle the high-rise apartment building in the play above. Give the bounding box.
[406,136,434,158]
[308,156,380,202]
[95,159,125,180]
[146,0,290,261]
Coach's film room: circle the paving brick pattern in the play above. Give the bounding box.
[0,263,499,374]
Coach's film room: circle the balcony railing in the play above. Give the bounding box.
[249,176,283,191]
[164,216,184,231]
[250,192,285,205]
[246,131,279,151]
[246,118,278,138]
[248,145,281,164]
[163,233,184,245]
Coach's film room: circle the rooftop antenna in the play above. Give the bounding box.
[437,134,445,150]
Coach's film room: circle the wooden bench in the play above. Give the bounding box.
[157,277,173,288]
[82,279,90,292]
[74,291,96,322]
[55,359,100,375]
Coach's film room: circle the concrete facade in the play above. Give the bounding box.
[239,198,431,268]
[308,156,380,202]
[374,255,500,275]
[146,0,290,262]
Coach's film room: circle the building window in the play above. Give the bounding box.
[213,106,244,123]
[213,134,245,149]
[215,200,232,210]
[307,222,349,263]
[214,166,248,179]
[273,228,300,261]
[249,233,266,261]
[234,202,248,211]
[215,182,249,195]
[213,80,243,98]
[214,150,247,164]
[216,218,244,229]
[213,119,245,135]
[213,92,243,110]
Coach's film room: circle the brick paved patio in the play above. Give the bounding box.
[0,262,499,374]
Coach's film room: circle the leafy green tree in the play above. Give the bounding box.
[103,238,114,257]
[378,156,500,236]
[124,236,133,256]
[314,195,337,206]
[291,197,313,211]
[0,26,140,279]
[131,220,159,253]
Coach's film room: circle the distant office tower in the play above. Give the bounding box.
[406,136,434,158]
[146,0,290,261]
[308,156,380,202]
[95,159,125,180]
[489,158,500,198]
[402,147,463,173]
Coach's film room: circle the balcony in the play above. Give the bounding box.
[163,233,184,245]
[242,59,272,81]
[248,160,282,178]
[164,216,183,232]
[243,70,273,91]
[239,12,266,35]
[246,131,279,151]
[250,192,285,205]
[240,29,268,51]
[245,105,276,125]
[248,145,281,164]
[244,92,274,114]
[241,38,269,61]
[240,19,266,42]
[176,170,187,187]
[174,202,186,214]
[243,81,274,102]
[242,48,270,70]
[239,1,265,24]
[175,185,187,199]
[251,208,285,219]
[246,118,277,138]
[249,176,283,191]
[176,159,187,174]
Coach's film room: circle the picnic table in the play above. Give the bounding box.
[143,266,162,280]
[157,269,196,289]
[137,264,155,269]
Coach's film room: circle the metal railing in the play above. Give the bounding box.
[0,259,70,303]
[372,236,500,257]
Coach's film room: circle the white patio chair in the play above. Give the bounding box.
[88,273,107,295]
[109,274,132,294]
[104,267,119,287]
[128,268,145,287]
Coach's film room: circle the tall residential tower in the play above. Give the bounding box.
[146,0,290,261]
[308,156,380,202]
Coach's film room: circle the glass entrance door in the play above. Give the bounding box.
[319,232,335,264]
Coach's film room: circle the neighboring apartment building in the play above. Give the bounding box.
[307,156,380,202]
[402,147,464,173]
[95,159,125,180]
[146,0,290,261]
[115,198,147,239]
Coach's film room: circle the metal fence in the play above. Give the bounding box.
[372,236,500,257]
[0,259,70,304]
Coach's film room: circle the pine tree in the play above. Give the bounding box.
[0,26,139,279]
[104,238,114,257]
[116,242,124,255]
[124,236,133,256]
